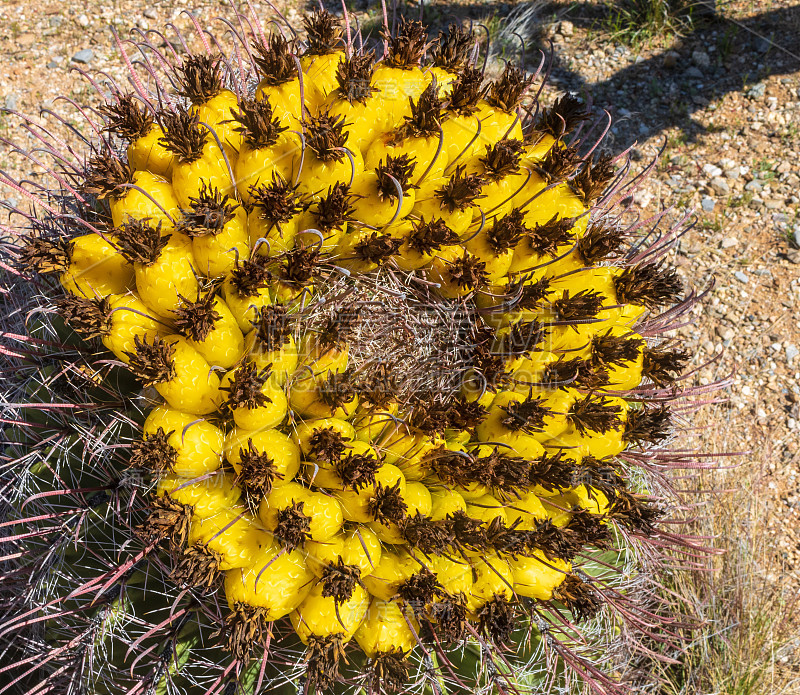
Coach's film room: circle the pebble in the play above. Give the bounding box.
[77,14,89,28]
[4,93,19,111]
[717,326,735,341]
[71,49,94,64]
[787,345,799,363]
[703,163,723,178]
[692,50,711,68]
[143,8,158,19]
[16,33,36,48]
[663,51,679,68]
[745,180,763,193]
[734,271,749,284]
[701,196,716,212]
[755,37,772,53]
[137,18,149,30]
[746,82,766,99]
[559,20,574,37]
[721,237,739,249]
[686,66,704,79]
[711,177,730,195]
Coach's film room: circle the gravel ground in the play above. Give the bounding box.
[0,0,798,683]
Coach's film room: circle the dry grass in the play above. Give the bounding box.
[637,404,800,694]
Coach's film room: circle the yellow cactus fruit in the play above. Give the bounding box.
[187,506,265,570]
[509,549,570,601]
[159,109,235,208]
[172,291,244,370]
[101,293,168,363]
[305,526,382,579]
[224,547,314,620]
[225,428,300,493]
[220,362,288,431]
[60,233,134,298]
[109,169,181,231]
[258,481,343,543]
[127,334,221,415]
[355,599,418,658]
[141,406,224,477]
[291,581,370,643]
[361,549,418,601]
[466,553,514,615]
[157,471,241,518]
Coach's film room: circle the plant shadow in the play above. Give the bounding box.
[412,1,800,152]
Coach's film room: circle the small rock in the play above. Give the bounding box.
[744,180,763,193]
[137,18,149,30]
[663,51,679,68]
[703,163,723,178]
[786,345,799,363]
[723,168,740,180]
[46,57,63,69]
[721,237,738,249]
[701,196,716,213]
[711,177,730,195]
[16,32,37,48]
[4,93,19,111]
[77,14,89,28]
[559,20,574,37]
[792,227,800,248]
[755,36,772,53]
[702,339,715,353]
[692,50,711,68]
[143,8,158,19]
[787,251,800,264]
[765,200,782,210]
[746,82,766,99]
[633,189,653,209]
[733,271,749,284]
[717,326,735,341]
[71,49,94,64]
[686,66,704,79]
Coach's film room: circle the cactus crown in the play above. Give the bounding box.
[82,152,134,199]
[305,109,350,162]
[447,66,486,115]
[431,24,475,72]
[485,62,533,112]
[253,33,298,86]
[383,17,428,68]
[115,218,169,265]
[303,9,343,55]
[231,97,287,149]
[375,153,417,201]
[158,108,208,163]
[98,93,154,140]
[176,54,225,105]
[177,182,237,237]
[335,51,377,104]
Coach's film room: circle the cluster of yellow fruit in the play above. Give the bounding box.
[21,12,687,691]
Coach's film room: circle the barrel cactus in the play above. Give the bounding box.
[0,6,718,694]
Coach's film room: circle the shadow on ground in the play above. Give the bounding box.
[414,1,800,151]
